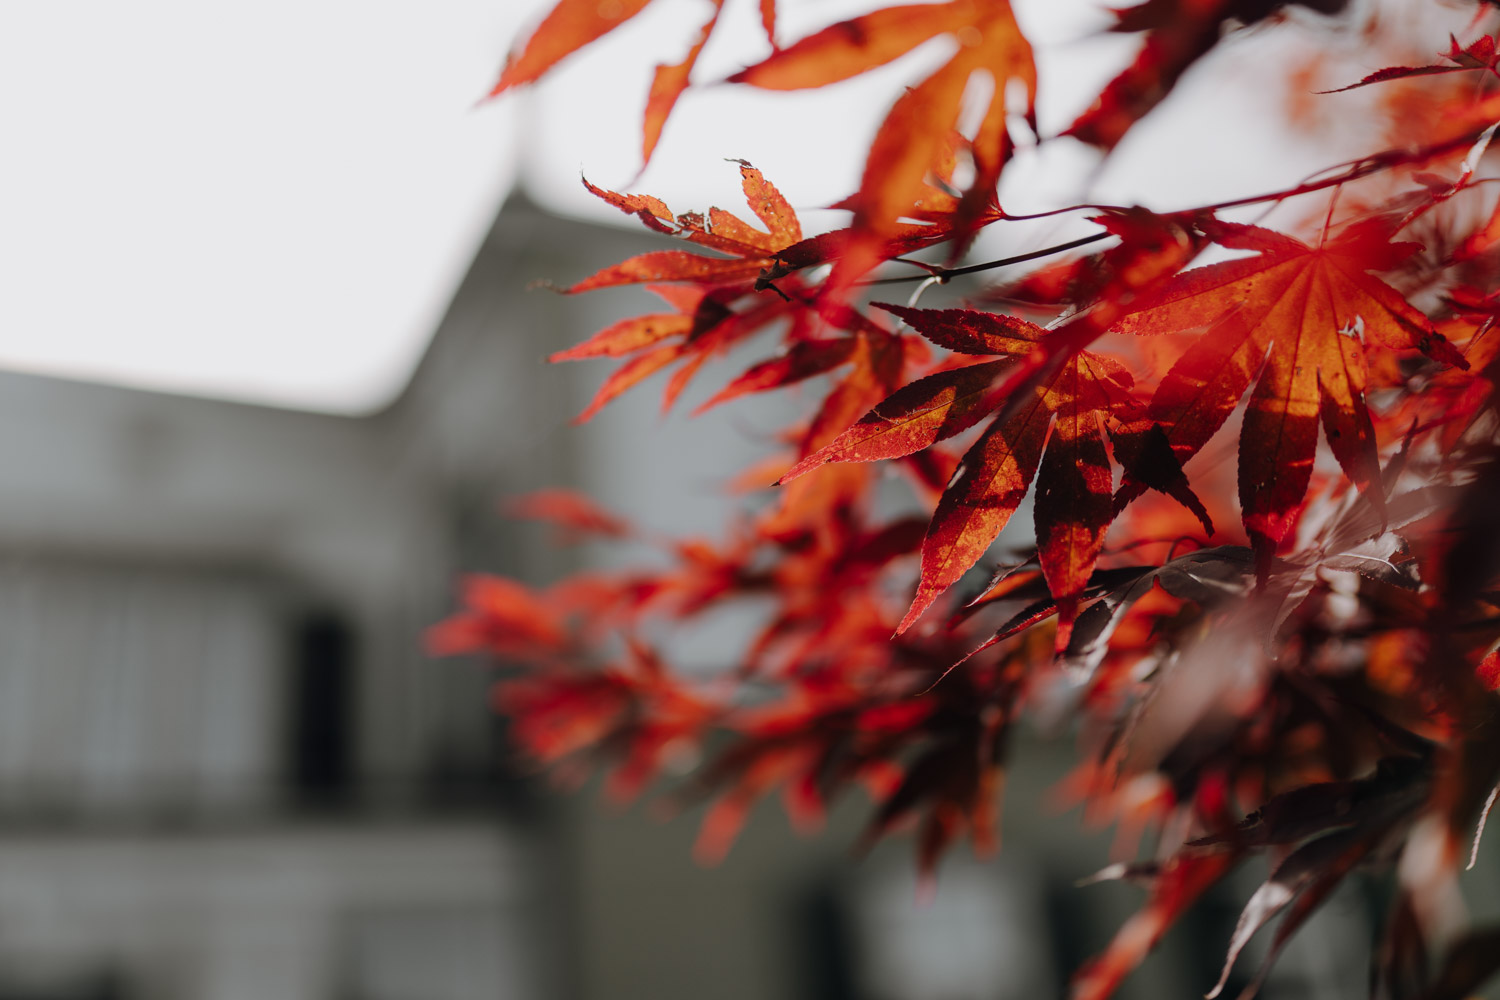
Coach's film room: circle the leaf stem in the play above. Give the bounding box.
[1319,185,1342,247]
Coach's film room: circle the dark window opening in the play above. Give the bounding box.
[287,610,354,805]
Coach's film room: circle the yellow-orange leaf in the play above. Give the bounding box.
[759,0,777,48]
[641,1,724,167]
[567,252,767,293]
[491,0,655,94]
[823,0,1035,294]
[728,1,980,90]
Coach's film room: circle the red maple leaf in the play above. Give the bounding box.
[549,164,827,419]
[1065,0,1350,150]
[1115,218,1466,568]
[566,161,802,293]
[783,304,1169,644]
[1321,33,1500,93]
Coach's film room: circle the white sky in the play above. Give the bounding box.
[2,1,529,414]
[0,1,1366,414]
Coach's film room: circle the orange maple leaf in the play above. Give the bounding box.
[782,305,1153,644]
[491,0,726,171]
[566,162,801,293]
[730,0,1035,289]
[489,0,654,95]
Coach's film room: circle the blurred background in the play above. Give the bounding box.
[0,189,1393,1000]
[0,0,1491,998]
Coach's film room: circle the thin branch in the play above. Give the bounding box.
[856,232,1112,287]
[993,126,1495,236]
[1000,203,1120,222]
[759,120,1495,301]
[1195,127,1491,213]
[943,233,1113,276]
[1319,185,1343,246]
[889,255,945,274]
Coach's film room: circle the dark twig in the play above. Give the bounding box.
[857,232,1112,287]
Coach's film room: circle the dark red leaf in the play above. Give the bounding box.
[781,360,1010,482]
[695,337,858,413]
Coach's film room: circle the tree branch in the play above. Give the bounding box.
[857,232,1112,287]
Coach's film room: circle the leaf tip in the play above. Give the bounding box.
[778,455,824,485]
[1420,326,1470,370]
[1053,600,1079,653]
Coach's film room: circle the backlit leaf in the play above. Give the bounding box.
[727,1,986,91]
[780,360,1011,480]
[490,0,655,94]
[1116,220,1466,565]
[641,1,724,167]
[695,337,858,414]
[758,0,777,48]
[899,378,1052,633]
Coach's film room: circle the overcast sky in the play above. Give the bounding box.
[0,0,1378,414]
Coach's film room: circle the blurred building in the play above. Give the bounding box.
[0,194,606,1000]
[0,195,1388,1000]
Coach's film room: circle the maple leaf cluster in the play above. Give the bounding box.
[436,1,1500,996]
